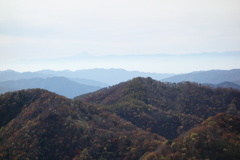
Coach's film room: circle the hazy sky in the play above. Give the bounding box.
[0,0,240,73]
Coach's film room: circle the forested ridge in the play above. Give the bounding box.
[76,77,240,139]
[0,89,165,160]
[1,77,240,160]
[140,113,240,160]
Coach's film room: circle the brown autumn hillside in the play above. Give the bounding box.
[0,89,165,160]
[141,113,240,160]
[76,77,240,139]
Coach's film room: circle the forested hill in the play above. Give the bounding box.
[76,77,240,139]
[1,78,240,159]
[0,89,165,160]
[141,113,240,160]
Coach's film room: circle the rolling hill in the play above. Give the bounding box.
[141,113,240,160]
[0,89,165,160]
[76,77,240,139]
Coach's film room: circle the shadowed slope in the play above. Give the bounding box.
[142,113,240,160]
[76,77,240,139]
[0,89,165,160]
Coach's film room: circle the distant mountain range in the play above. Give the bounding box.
[0,77,100,99]
[0,70,48,82]
[35,68,174,85]
[162,69,240,90]
[204,81,240,90]
[162,69,240,84]
[0,68,173,85]
[0,68,240,98]
[0,69,174,98]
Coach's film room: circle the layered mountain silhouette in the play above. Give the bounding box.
[204,81,240,90]
[41,68,174,85]
[0,70,48,82]
[0,69,174,97]
[163,69,240,84]
[0,77,100,99]
[1,68,240,95]
[1,77,240,159]
[0,69,173,85]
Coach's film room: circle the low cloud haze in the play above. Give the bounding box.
[1,52,239,74]
[0,0,240,73]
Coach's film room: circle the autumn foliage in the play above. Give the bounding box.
[0,89,164,160]
[77,77,240,139]
[1,77,240,159]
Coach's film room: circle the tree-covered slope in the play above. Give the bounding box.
[142,113,240,160]
[0,89,165,160]
[76,77,240,139]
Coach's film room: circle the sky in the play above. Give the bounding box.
[0,0,240,73]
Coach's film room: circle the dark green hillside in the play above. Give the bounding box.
[0,89,165,160]
[76,77,240,139]
[141,113,240,160]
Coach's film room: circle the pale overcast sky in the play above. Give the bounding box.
[0,0,240,73]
